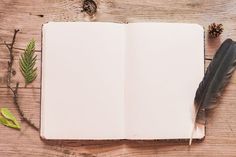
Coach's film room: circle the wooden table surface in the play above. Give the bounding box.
[0,0,236,156]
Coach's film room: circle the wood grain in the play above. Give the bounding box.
[0,0,236,156]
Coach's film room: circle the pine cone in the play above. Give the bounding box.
[208,23,224,38]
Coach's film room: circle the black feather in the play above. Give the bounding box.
[189,39,236,145]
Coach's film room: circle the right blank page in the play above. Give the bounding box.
[125,23,204,139]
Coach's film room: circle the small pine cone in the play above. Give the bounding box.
[81,0,97,16]
[208,23,224,38]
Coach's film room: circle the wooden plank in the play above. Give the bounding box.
[0,0,236,156]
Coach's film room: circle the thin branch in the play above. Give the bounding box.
[3,41,11,50]
[5,29,19,88]
[4,29,39,131]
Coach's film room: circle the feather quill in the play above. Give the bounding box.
[189,39,236,145]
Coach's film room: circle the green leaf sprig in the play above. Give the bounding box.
[19,39,37,87]
[0,108,21,129]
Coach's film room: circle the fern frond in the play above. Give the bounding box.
[19,39,37,86]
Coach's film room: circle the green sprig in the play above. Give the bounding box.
[19,39,37,87]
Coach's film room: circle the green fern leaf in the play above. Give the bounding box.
[19,39,37,86]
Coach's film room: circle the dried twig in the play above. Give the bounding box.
[4,29,39,131]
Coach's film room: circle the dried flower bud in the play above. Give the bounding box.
[208,23,224,38]
[81,0,97,16]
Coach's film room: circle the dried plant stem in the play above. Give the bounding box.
[4,29,39,131]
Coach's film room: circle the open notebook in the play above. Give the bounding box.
[41,22,205,140]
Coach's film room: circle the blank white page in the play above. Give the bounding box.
[125,23,204,139]
[41,22,125,139]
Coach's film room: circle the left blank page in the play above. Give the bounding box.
[41,22,125,139]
